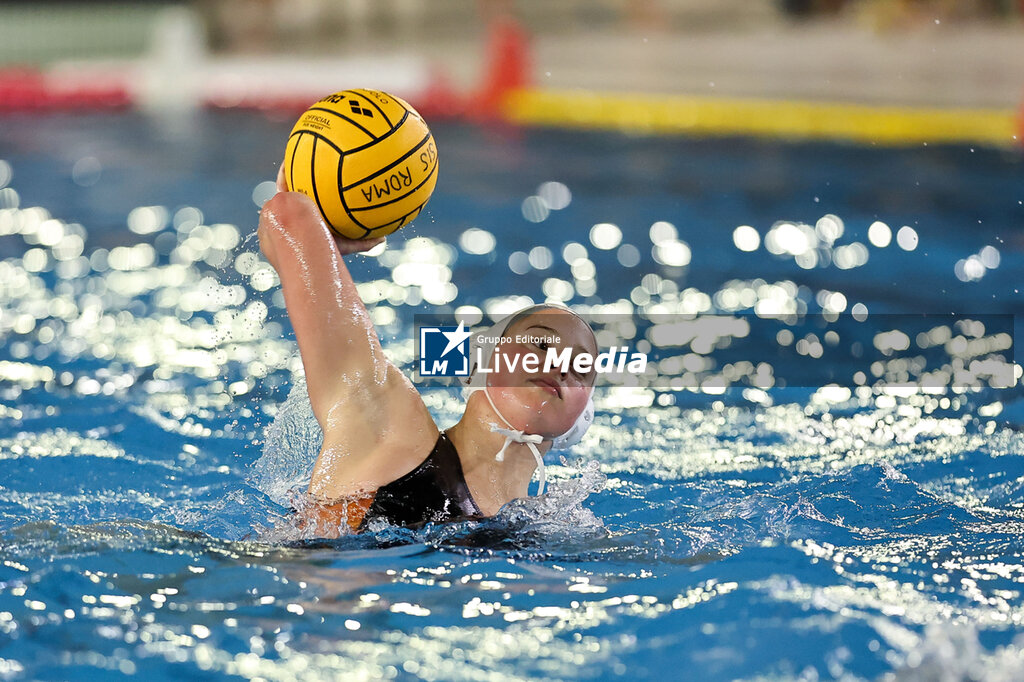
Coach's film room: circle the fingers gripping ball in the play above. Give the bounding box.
[283,89,439,239]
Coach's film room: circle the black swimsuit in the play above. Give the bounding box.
[357,431,484,531]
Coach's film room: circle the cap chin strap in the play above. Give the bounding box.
[460,302,598,497]
[468,384,548,496]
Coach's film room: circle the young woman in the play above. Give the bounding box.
[258,173,597,536]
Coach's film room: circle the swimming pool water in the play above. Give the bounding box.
[1,112,1023,680]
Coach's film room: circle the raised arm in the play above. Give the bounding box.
[257,190,386,426]
[258,176,440,504]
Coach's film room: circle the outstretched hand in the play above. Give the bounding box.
[274,165,386,256]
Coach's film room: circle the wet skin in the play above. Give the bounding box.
[258,178,596,529]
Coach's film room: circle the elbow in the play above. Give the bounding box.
[258,191,326,265]
[256,218,276,267]
[260,191,331,246]
[256,195,286,265]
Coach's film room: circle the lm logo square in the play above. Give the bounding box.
[419,322,471,377]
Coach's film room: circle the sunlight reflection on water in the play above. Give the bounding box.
[1,119,1023,679]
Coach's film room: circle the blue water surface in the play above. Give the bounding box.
[1,111,1023,680]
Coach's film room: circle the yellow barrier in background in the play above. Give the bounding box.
[504,89,1021,148]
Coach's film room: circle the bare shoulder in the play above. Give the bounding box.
[308,360,440,501]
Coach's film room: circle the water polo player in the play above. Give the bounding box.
[258,173,597,536]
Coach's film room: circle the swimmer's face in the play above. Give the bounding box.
[485,309,597,439]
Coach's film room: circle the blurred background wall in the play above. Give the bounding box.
[0,0,1022,116]
[1,0,1021,57]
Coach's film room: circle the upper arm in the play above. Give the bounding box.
[257,191,388,427]
[308,371,440,502]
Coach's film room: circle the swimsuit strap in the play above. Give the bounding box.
[356,431,482,530]
[435,430,483,517]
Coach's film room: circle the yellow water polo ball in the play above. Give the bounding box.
[283,89,439,239]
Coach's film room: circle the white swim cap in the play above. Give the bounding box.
[461,303,597,495]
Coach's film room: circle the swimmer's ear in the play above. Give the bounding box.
[276,164,289,192]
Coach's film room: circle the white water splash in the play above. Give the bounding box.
[248,376,320,506]
[489,457,608,539]
[889,623,1024,682]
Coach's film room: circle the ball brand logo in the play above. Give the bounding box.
[419,323,472,377]
[313,93,372,117]
[348,100,374,118]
